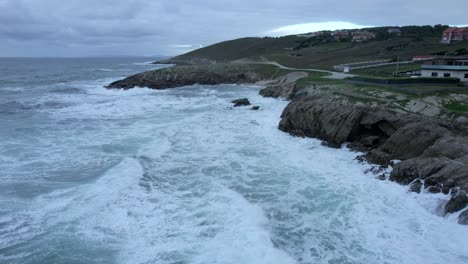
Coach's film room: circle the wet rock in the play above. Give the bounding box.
[321,141,342,148]
[444,191,468,214]
[376,174,387,181]
[250,106,260,111]
[390,158,449,185]
[362,150,393,167]
[379,122,447,160]
[349,136,383,152]
[427,186,442,194]
[279,95,366,147]
[409,180,423,193]
[459,209,468,225]
[231,98,251,107]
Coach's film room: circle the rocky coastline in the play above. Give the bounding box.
[106,64,270,90]
[107,64,468,224]
[272,90,468,224]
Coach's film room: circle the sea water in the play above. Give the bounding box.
[0,58,467,264]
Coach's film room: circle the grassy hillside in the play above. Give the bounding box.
[162,25,468,71]
[161,36,302,63]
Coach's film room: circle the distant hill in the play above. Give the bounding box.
[158,25,468,71]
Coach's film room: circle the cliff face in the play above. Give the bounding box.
[106,64,267,90]
[278,94,468,224]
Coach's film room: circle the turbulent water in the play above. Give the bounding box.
[0,58,467,264]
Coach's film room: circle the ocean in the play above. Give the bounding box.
[0,57,467,264]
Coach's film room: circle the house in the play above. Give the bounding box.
[351,31,376,42]
[331,30,350,40]
[421,56,468,84]
[387,28,402,36]
[441,27,468,43]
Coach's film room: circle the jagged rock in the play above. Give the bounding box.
[422,136,468,160]
[427,186,442,194]
[362,150,393,167]
[379,122,447,160]
[321,141,342,148]
[390,158,450,185]
[360,136,381,147]
[459,209,468,225]
[445,191,468,214]
[232,98,251,107]
[259,72,308,99]
[424,163,468,194]
[251,106,260,111]
[409,180,423,193]
[106,64,266,90]
[390,158,468,194]
[279,95,366,147]
[348,136,382,151]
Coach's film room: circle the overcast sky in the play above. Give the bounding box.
[1,0,467,57]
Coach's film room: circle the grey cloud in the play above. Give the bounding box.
[0,0,467,57]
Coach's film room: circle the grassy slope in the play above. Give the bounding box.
[166,29,468,71]
[169,36,301,62]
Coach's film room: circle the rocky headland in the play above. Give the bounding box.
[106,64,275,90]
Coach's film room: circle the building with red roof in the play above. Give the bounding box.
[441,27,468,43]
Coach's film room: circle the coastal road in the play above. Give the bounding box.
[262,61,354,79]
[235,59,355,80]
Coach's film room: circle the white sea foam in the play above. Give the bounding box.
[132,62,154,65]
[1,79,467,264]
[97,68,131,72]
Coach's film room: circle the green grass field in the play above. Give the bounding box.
[168,26,468,72]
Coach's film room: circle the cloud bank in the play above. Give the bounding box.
[0,0,467,57]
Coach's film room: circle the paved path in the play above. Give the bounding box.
[239,60,355,80]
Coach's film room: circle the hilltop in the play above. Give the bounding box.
[157,25,468,73]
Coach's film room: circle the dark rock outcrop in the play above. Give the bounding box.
[251,106,260,111]
[277,93,468,224]
[259,72,308,99]
[106,64,266,90]
[231,98,251,107]
[459,209,468,225]
[445,191,468,214]
[409,180,423,193]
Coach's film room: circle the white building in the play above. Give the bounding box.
[421,58,468,85]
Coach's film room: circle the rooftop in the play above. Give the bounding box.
[422,65,468,71]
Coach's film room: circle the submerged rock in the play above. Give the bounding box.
[231,98,251,107]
